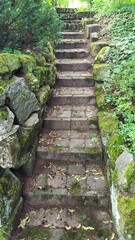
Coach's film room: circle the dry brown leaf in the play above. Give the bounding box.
[65,225,71,230]
[68,209,75,213]
[18,216,30,229]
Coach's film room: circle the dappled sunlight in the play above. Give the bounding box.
[68,0,88,8]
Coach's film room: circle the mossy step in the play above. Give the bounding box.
[62,23,83,31]
[13,206,115,240]
[57,59,92,71]
[57,71,92,78]
[56,8,77,13]
[56,49,89,59]
[62,32,84,39]
[56,76,94,88]
[44,105,98,130]
[37,129,102,162]
[23,161,109,208]
[56,39,86,49]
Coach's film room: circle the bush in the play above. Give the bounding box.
[0,0,62,50]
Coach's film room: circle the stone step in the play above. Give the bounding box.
[56,49,89,59]
[57,71,92,78]
[56,76,94,87]
[57,59,92,71]
[56,8,76,13]
[56,39,87,49]
[16,205,114,240]
[43,105,98,130]
[49,87,96,106]
[23,160,109,208]
[62,31,85,39]
[37,129,102,162]
[62,21,83,31]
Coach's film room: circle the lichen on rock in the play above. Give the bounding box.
[95,46,110,63]
[18,55,36,73]
[90,42,109,57]
[93,64,110,82]
[24,73,40,92]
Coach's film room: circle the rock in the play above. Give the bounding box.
[18,54,36,73]
[0,54,9,75]
[33,64,57,86]
[1,197,23,239]
[2,54,21,72]
[82,18,94,32]
[0,169,22,227]
[90,42,109,57]
[24,73,40,92]
[0,106,14,135]
[36,86,51,106]
[6,77,40,124]
[86,24,100,38]
[21,142,37,176]
[24,49,47,66]
[0,126,20,168]
[93,64,110,82]
[115,151,135,193]
[33,66,48,86]
[95,47,110,63]
[23,113,39,127]
[90,32,99,43]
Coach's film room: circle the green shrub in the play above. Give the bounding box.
[0,0,62,50]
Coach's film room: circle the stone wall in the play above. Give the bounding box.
[84,21,135,240]
[0,44,57,238]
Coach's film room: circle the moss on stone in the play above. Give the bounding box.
[60,229,94,240]
[24,73,40,92]
[33,66,48,86]
[124,162,135,190]
[85,147,101,154]
[93,64,110,82]
[88,118,98,127]
[20,226,51,240]
[98,111,118,136]
[95,87,106,110]
[112,169,118,183]
[19,55,36,73]
[2,54,21,72]
[0,55,9,75]
[70,182,81,194]
[108,133,123,167]
[90,42,109,57]
[95,46,110,63]
[36,86,51,106]
[0,107,8,120]
[117,194,135,237]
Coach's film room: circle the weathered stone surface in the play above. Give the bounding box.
[95,46,110,63]
[0,169,21,227]
[0,92,6,107]
[36,86,51,106]
[6,77,40,124]
[21,143,37,176]
[90,32,99,43]
[0,126,20,168]
[90,42,109,57]
[24,73,40,92]
[18,55,36,73]
[0,106,14,135]
[93,64,110,81]
[86,24,100,38]
[115,151,135,193]
[2,54,21,72]
[22,113,39,128]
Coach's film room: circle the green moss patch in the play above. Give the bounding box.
[70,182,81,194]
[117,194,135,237]
[20,226,51,240]
[60,229,94,240]
[93,64,110,82]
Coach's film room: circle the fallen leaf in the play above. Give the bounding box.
[102,220,113,224]
[65,225,71,230]
[76,224,81,229]
[49,226,56,229]
[18,216,30,229]
[68,209,75,213]
[82,226,95,231]
[44,224,50,228]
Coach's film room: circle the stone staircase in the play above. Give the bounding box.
[11,8,116,240]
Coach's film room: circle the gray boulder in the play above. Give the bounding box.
[115,150,135,193]
[6,77,40,124]
[0,125,20,168]
[0,106,14,135]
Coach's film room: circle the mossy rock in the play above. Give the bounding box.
[0,55,9,75]
[2,54,21,72]
[60,229,95,240]
[117,193,135,238]
[33,66,48,86]
[90,42,109,57]
[93,64,110,82]
[98,111,119,136]
[95,46,110,63]
[23,49,46,66]
[24,73,40,92]
[19,55,36,73]
[1,197,23,240]
[36,86,51,106]
[95,86,106,110]
[0,169,21,227]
